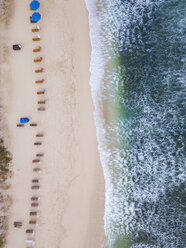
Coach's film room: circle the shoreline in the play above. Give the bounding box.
[0,0,105,247]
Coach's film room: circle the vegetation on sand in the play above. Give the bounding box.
[0,138,12,247]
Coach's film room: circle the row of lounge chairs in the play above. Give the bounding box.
[32,24,47,113]
[13,3,43,247]
[25,129,44,244]
[22,5,44,246]
[17,123,37,127]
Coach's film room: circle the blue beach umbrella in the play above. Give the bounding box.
[30,0,40,10]
[32,12,41,22]
[20,117,30,123]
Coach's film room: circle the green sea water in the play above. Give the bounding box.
[85,0,185,247]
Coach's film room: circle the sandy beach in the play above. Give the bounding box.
[0,0,105,247]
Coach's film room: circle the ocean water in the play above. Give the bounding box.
[85,0,186,247]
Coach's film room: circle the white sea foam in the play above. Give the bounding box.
[84,0,138,242]
[84,0,116,240]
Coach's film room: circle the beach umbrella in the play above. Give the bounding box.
[32,12,41,22]
[30,0,40,10]
[20,117,30,123]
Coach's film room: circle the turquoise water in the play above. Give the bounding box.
[85,0,185,247]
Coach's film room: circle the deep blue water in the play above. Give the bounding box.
[118,2,186,247]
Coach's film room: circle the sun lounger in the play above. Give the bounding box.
[34,142,42,145]
[38,107,45,110]
[33,46,41,52]
[36,133,44,137]
[36,153,44,157]
[29,220,37,225]
[31,196,40,201]
[33,167,41,172]
[37,90,45,95]
[30,123,37,127]
[31,202,39,207]
[17,124,24,127]
[13,44,22,50]
[30,211,37,216]
[32,28,40,32]
[31,185,40,189]
[32,37,40,41]
[32,35,40,41]
[34,57,42,62]
[35,68,44,73]
[26,229,34,234]
[32,26,40,32]
[14,221,22,227]
[32,179,40,183]
[35,79,44,83]
[32,159,40,163]
[38,100,46,104]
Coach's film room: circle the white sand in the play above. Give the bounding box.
[0,0,105,247]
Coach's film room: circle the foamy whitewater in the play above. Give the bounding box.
[85,0,186,247]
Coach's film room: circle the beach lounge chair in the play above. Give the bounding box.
[31,185,40,189]
[35,68,44,73]
[32,180,40,184]
[12,44,22,50]
[14,221,22,227]
[38,100,46,104]
[35,79,44,83]
[33,46,41,52]
[31,196,40,201]
[36,133,44,137]
[37,89,45,95]
[32,37,40,41]
[32,159,40,163]
[26,229,34,234]
[29,220,37,225]
[38,107,46,111]
[32,179,40,183]
[34,142,42,145]
[32,26,40,32]
[30,211,37,216]
[32,35,40,41]
[34,57,42,62]
[30,123,37,126]
[31,202,39,207]
[36,153,44,157]
[33,167,41,172]
[17,124,24,127]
